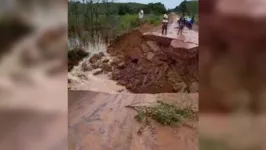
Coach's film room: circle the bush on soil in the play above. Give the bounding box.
[128,101,196,127]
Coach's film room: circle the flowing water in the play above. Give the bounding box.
[68,35,127,93]
[68,36,108,55]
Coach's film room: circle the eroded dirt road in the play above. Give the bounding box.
[146,15,198,45]
[69,91,198,150]
[68,14,198,94]
[68,13,199,150]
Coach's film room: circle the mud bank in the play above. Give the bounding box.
[106,29,198,93]
[68,24,199,94]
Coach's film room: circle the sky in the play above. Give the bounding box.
[116,0,182,9]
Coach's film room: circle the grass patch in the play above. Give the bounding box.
[150,101,194,126]
[116,14,139,33]
[116,14,162,35]
[69,13,162,47]
[127,100,196,128]
[144,15,162,26]
[135,110,146,122]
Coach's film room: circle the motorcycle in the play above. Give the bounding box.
[178,18,193,30]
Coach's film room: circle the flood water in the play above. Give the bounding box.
[68,36,108,55]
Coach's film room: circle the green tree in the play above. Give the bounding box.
[179,0,189,14]
[143,2,166,14]
[68,0,168,45]
[118,4,130,15]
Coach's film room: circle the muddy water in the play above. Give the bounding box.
[68,37,128,93]
[68,37,107,54]
[69,72,128,94]
[86,40,107,55]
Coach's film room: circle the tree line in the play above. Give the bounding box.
[169,0,198,15]
[68,0,167,45]
[118,2,167,15]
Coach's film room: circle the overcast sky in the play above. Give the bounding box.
[116,0,182,9]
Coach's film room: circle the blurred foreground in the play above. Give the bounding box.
[0,0,67,150]
[200,0,266,150]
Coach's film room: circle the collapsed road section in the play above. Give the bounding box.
[68,23,198,94]
[68,19,199,150]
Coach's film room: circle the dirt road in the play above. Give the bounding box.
[68,13,199,150]
[200,114,266,150]
[69,91,198,150]
[146,14,198,45]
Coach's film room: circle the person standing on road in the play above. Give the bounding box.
[138,9,144,25]
[190,15,195,25]
[178,13,185,25]
[162,13,169,35]
[177,16,185,35]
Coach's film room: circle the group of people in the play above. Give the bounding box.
[177,14,195,34]
[138,9,195,36]
[162,13,195,35]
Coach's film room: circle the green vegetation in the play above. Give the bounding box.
[150,101,194,126]
[194,15,199,24]
[169,0,199,24]
[68,0,167,46]
[173,0,198,15]
[68,0,199,48]
[127,101,196,127]
[116,14,139,34]
[144,15,162,26]
[127,100,196,135]
[135,110,145,122]
[116,14,161,35]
